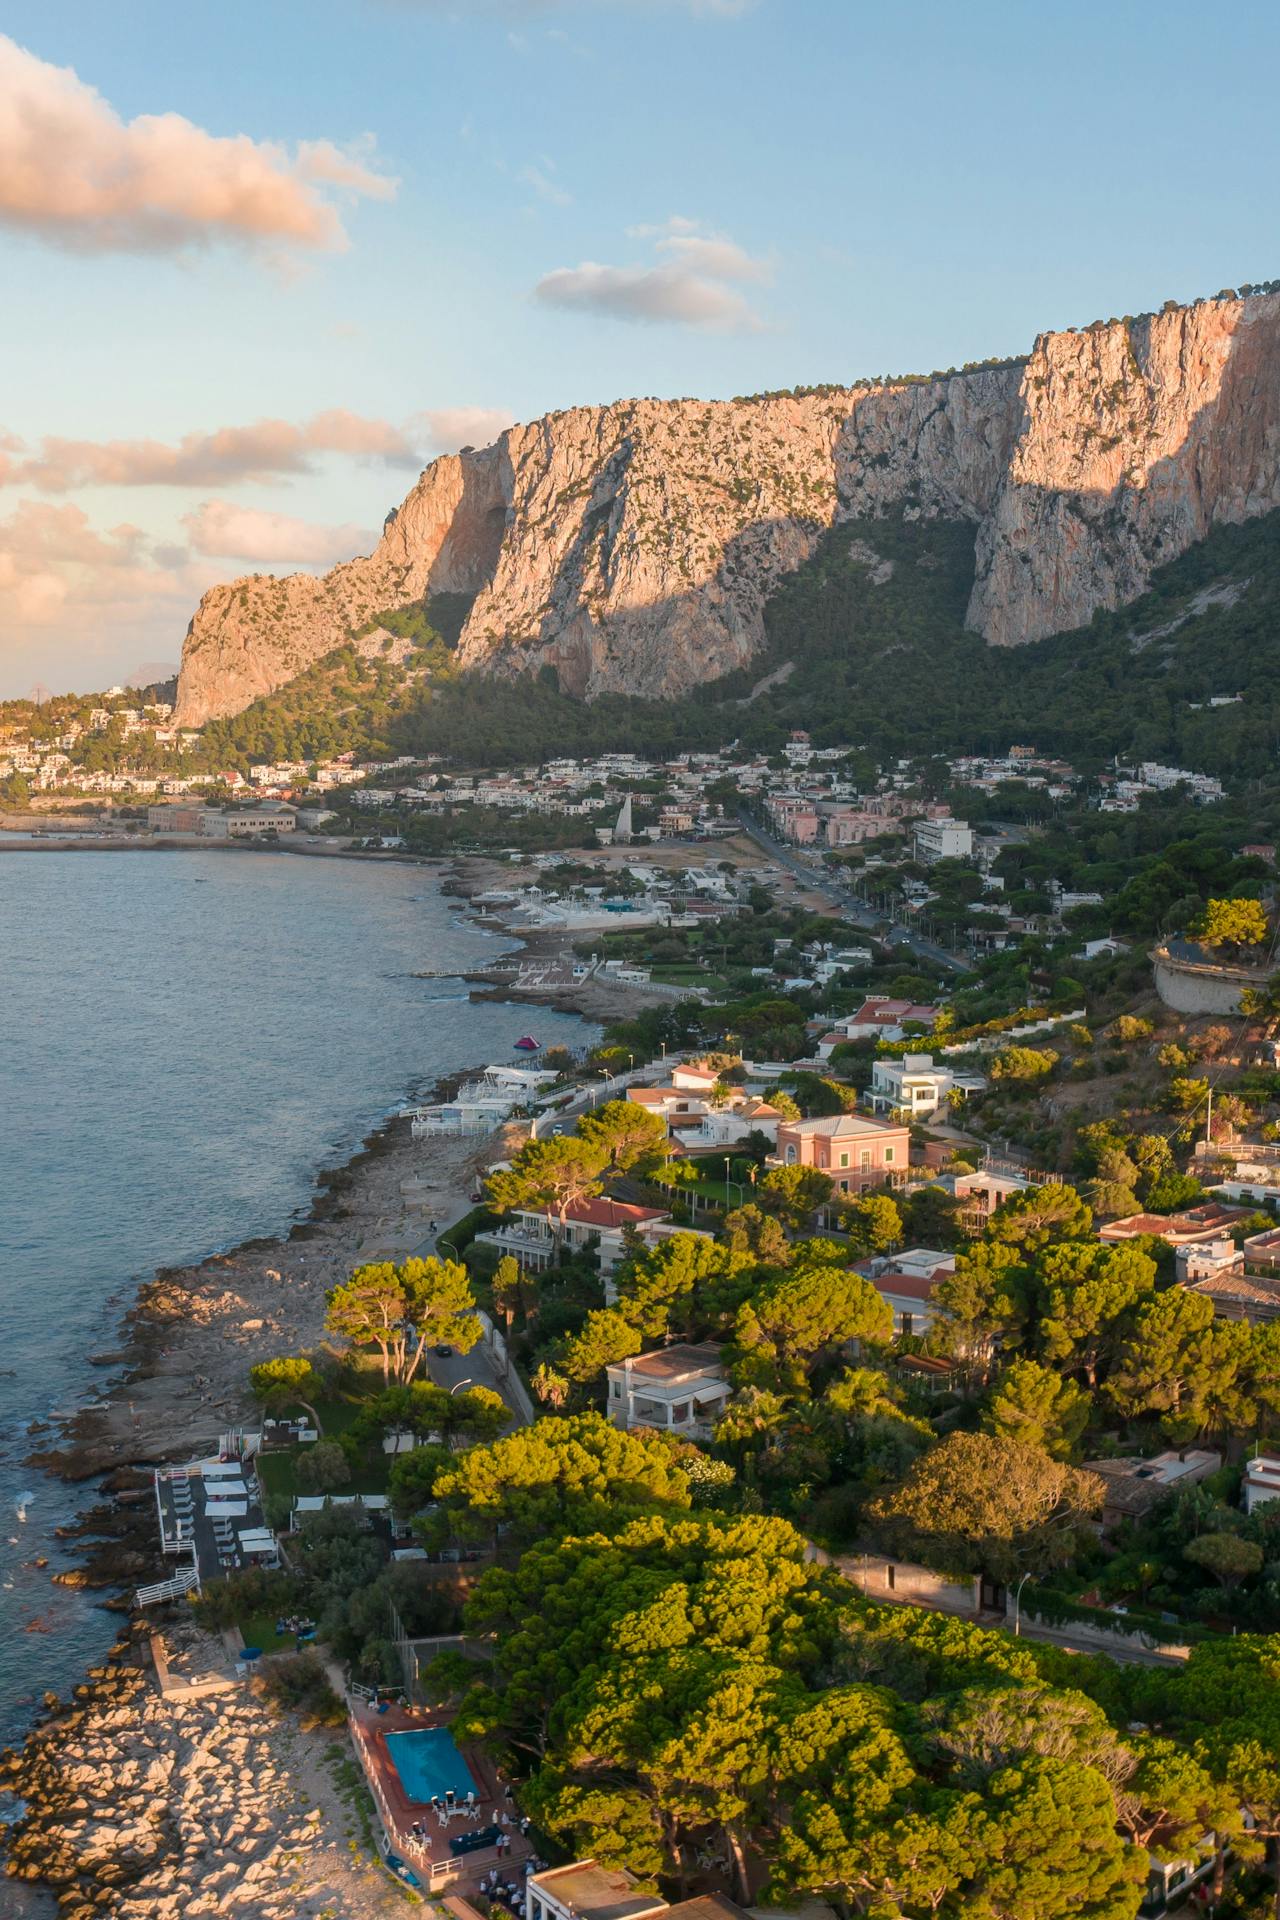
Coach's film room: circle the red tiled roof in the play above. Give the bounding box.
[565,1197,670,1228]
[872,1271,938,1302]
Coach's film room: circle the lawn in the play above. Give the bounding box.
[257,1378,394,1503]
[235,1611,302,1654]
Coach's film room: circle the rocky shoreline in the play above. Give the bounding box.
[1,856,656,1914]
[2,1621,405,1919]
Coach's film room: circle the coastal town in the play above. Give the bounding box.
[9,726,1280,1919]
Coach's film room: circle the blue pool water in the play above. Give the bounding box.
[385,1727,476,1804]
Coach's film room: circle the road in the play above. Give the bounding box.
[735,813,972,974]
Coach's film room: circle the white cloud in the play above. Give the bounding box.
[181,501,374,566]
[413,406,516,451]
[0,34,395,256]
[519,161,572,207]
[533,217,771,329]
[0,406,516,491]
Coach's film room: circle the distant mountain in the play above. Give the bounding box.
[173,289,1280,727]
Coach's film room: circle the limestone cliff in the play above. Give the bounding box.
[173,291,1280,724]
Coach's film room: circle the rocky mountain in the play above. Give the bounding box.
[173,292,1280,726]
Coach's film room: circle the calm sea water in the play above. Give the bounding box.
[0,848,590,1741]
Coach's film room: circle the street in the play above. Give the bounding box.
[735,813,972,973]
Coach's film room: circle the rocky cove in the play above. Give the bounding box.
[2,1619,407,1920]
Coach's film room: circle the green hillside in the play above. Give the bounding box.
[184,506,1280,780]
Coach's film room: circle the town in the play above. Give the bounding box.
[12,754,1280,1917]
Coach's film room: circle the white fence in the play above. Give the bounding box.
[137,1560,200,1606]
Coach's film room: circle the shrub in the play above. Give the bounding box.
[260,1652,345,1726]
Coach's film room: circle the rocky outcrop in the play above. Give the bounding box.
[971,293,1280,644]
[173,292,1280,722]
[2,1629,397,1918]
[172,448,508,724]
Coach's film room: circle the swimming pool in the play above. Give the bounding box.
[385,1726,476,1805]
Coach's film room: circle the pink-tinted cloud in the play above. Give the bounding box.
[0,412,418,492]
[0,35,395,256]
[181,500,374,566]
[0,405,516,492]
[0,500,212,680]
[413,405,515,451]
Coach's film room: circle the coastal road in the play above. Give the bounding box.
[735,812,972,974]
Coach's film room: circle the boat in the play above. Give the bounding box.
[513,1035,541,1051]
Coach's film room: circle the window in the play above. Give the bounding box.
[611,1380,621,1398]
[884,1147,894,1164]
[860,1150,872,1169]
[839,1151,849,1168]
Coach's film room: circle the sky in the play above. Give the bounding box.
[1,0,1277,697]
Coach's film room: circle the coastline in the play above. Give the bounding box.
[1,855,670,1914]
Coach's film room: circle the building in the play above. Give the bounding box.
[773,1112,910,1194]
[868,1052,985,1119]
[225,803,297,836]
[527,1864,749,1920]
[147,803,204,833]
[1243,1225,1280,1274]
[1175,1237,1243,1286]
[1185,1267,1280,1325]
[1243,1454,1280,1515]
[913,816,973,864]
[1098,1202,1252,1247]
[832,996,942,1044]
[605,1344,731,1438]
[473,1196,673,1279]
[943,1167,1035,1230]
[1083,1450,1221,1533]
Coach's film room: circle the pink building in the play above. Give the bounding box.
[773,1112,910,1194]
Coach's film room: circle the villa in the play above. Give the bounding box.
[528,1862,751,1920]
[474,1196,674,1278]
[606,1344,731,1438]
[773,1111,910,1194]
[867,1052,986,1119]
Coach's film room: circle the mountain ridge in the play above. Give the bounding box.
[173,291,1280,726]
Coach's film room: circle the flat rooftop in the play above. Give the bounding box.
[616,1343,724,1383]
[532,1863,666,1920]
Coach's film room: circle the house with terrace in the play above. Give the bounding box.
[605,1344,731,1439]
[867,1052,986,1119]
[527,1863,751,1920]
[474,1197,675,1280]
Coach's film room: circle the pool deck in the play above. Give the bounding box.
[350,1699,533,1894]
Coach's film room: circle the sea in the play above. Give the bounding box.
[0,847,591,1742]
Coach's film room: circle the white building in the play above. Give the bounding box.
[605,1343,731,1439]
[1243,1454,1280,1515]
[913,817,973,863]
[868,1053,985,1118]
[473,1196,674,1279]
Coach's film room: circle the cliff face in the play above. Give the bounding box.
[971,294,1280,644]
[173,292,1280,724]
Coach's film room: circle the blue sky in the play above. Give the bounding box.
[1,0,1276,695]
